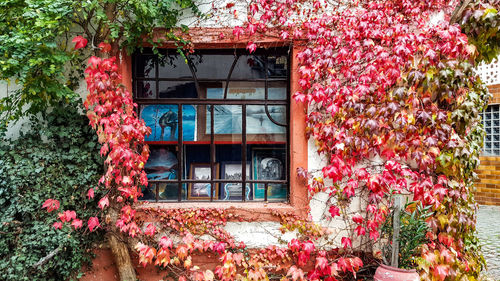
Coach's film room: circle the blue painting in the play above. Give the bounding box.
[144,147,178,181]
[141,104,196,141]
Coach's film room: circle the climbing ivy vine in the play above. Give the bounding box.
[12,0,500,280]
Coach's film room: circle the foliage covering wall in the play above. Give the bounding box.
[0,104,103,281]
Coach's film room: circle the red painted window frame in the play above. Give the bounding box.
[117,31,309,219]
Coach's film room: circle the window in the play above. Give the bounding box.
[134,48,290,202]
[483,104,500,156]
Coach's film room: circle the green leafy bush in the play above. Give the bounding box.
[0,103,103,281]
[381,200,433,269]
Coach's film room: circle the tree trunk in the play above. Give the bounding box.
[106,206,136,281]
[107,231,137,281]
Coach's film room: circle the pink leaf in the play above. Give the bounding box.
[246,42,257,53]
[144,223,156,237]
[88,217,100,232]
[159,236,173,249]
[87,188,95,199]
[98,196,109,210]
[53,222,63,230]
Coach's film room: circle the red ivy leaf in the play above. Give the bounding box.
[246,42,257,53]
[42,199,60,212]
[72,36,88,50]
[98,42,112,53]
[71,219,83,229]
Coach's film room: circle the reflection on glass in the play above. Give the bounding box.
[136,81,156,98]
[267,55,288,78]
[230,55,267,80]
[139,184,156,201]
[206,82,285,100]
[135,55,156,78]
[159,81,198,99]
[158,52,193,79]
[191,54,235,80]
[158,183,186,201]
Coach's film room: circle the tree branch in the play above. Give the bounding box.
[450,0,473,24]
[31,245,62,269]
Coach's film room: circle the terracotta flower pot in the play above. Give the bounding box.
[374,264,419,281]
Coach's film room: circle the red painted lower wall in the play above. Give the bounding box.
[80,248,221,281]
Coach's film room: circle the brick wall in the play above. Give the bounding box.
[475,156,500,205]
[487,84,500,104]
[475,85,500,205]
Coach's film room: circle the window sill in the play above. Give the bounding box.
[135,201,305,222]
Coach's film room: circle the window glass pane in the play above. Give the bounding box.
[141,105,178,141]
[158,52,193,79]
[205,82,286,100]
[191,54,235,80]
[158,183,185,201]
[230,55,267,80]
[246,105,286,142]
[183,145,211,180]
[251,145,287,201]
[135,55,156,78]
[182,105,197,142]
[269,81,287,100]
[207,105,243,137]
[136,81,156,99]
[219,158,250,201]
[206,82,264,100]
[145,145,178,180]
[139,184,156,201]
[267,55,288,78]
[483,105,500,156]
[159,81,198,99]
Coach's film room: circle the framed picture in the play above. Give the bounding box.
[204,104,286,135]
[144,146,178,181]
[252,148,287,200]
[188,163,219,200]
[220,162,251,201]
[140,104,196,141]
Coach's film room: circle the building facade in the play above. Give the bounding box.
[475,59,500,205]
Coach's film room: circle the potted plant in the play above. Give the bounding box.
[374,196,432,281]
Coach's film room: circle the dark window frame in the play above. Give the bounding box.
[133,47,292,202]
